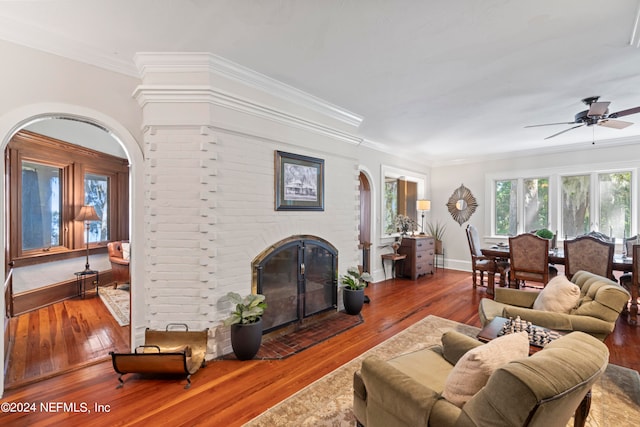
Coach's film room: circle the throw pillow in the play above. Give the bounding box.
[441,331,529,407]
[122,242,130,261]
[532,275,580,313]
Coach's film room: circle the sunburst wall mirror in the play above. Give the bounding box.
[447,184,478,226]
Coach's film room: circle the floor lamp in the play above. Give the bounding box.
[75,205,101,272]
[416,200,431,235]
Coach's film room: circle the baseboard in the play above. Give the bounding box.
[12,271,114,316]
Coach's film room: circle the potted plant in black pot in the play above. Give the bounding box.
[223,292,267,360]
[340,267,373,315]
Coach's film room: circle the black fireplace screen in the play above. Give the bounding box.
[253,236,338,333]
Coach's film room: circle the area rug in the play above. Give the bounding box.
[244,315,640,427]
[98,286,130,326]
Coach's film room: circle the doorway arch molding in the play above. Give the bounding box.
[0,103,144,396]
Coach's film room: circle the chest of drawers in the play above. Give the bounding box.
[398,236,435,279]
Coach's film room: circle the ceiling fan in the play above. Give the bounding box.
[525,96,640,140]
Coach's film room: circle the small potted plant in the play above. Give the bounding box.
[223,292,267,360]
[340,267,373,315]
[426,220,447,255]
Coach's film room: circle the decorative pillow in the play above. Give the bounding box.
[122,242,131,261]
[532,275,580,313]
[441,331,529,407]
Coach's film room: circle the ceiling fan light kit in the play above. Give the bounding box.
[526,96,640,139]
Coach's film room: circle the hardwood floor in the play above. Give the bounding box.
[4,287,130,390]
[1,269,638,426]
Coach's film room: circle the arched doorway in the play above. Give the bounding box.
[0,105,143,396]
[359,171,372,273]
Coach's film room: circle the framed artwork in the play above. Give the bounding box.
[275,151,324,211]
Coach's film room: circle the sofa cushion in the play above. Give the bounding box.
[441,331,484,365]
[533,275,580,313]
[441,331,529,407]
[387,347,454,393]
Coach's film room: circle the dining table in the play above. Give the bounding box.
[481,245,637,325]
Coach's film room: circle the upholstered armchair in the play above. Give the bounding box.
[479,270,630,340]
[353,330,609,427]
[107,241,130,288]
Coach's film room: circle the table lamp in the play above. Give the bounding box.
[416,200,431,235]
[75,205,101,272]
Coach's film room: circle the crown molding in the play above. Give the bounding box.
[133,85,363,146]
[0,14,138,77]
[134,52,363,129]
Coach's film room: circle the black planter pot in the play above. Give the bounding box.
[343,287,365,315]
[230,318,263,360]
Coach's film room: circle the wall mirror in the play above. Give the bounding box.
[381,165,426,237]
[447,183,478,226]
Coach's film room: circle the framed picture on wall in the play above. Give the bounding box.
[275,150,324,211]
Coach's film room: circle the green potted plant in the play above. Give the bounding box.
[340,267,373,315]
[426,220,447,254]
[223,292,267,360]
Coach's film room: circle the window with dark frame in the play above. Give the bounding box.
[7,130,129,267]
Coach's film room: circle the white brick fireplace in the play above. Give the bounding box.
[133,53,362,357]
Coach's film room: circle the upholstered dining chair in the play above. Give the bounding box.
[583,230,613,242]
[107,241,130,288]
[508,233,557,288]
[564,235,614,281]
[465,225,509,289]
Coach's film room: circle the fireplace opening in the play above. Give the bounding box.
[252,235,338,333]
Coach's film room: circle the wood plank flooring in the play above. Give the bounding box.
[4,288,130,389]
[1,269,638,426]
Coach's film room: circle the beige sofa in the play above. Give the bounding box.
[479,270,630,340]
[353,330,609,427]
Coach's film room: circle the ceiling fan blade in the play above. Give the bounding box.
[598,119,633,129]
[524,122,576,128]
[544,124,584,140]
[608,106,640,118]
[587,101,610,117]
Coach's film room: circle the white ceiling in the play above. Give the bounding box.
[2,0,640,164]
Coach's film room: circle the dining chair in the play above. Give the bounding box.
[582,230,613,243]
[630,244,640,324]
[509,233,556,288]
[465,225,508,289]
[564,235,614,280]
[618,234,638,289]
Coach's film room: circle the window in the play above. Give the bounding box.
[7,130,129,266]
[598,172,631,238]
[85,173,109,243]
[495,179,516,236]
[494,177,548,236]
[561,175,590,238]
[21,161,62,251]
[381,165,426,237]
[523,178,549,232]
[490,168,634,241]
